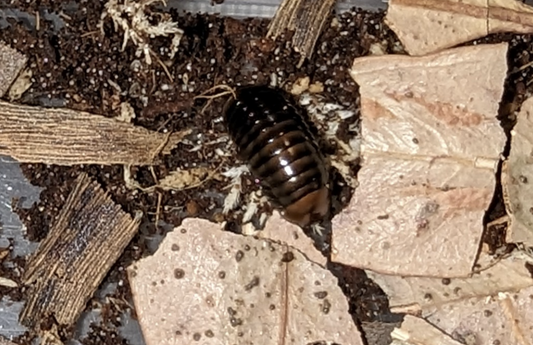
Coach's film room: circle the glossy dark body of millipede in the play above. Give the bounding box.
[224,85,330,227]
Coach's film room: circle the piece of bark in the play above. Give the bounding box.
[502,96,533,246]
[0,41,27,98]
[366,252,533,312]
[332,43,508,277]
[267,0,336,68]
[391,315,464,345]
[20,173,141,329]
[385,0,533,56]
[424,285,533,345]
[0,100,188,166]
[127,218,364,345]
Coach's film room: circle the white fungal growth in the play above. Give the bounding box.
[242,190,268,225]
[298,92,361,189]
[221,165,249,214]
[242,193,259,224]
[311,223,325,236]
[99,0,184,65]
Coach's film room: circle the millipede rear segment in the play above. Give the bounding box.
[224,85,330,228]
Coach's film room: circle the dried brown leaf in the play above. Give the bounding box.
[254,211,327,266]
[502,96,533,246]
[366,253,533,311]
[385,0,533,56]
[0,100,189,165]
[0,41,27,98]
[391,315,464,345]
[128,218,364,345]
[423,286,533,345]
[20,173,141,329]
[332,44,508,277]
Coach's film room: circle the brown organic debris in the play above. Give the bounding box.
[502,96,533,247]
[332,43,508,277]
[128,218,364,345]
[267,0,336,67]
[0,41,27,98]
[20,172,141,330]
[0,100,189,165]
[386,0,533,56]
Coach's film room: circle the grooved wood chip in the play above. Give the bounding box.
[128,218,363,345]
[332,43,508,277]
[385,0,533,56]
[20,173,141,329]
[502,96,533,247]
[267,0,336,67]
[0,100,188,166]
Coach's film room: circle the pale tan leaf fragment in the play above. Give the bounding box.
[0,41,27,98]
[489,0,533,34]
[332,43,508,277]
[127,218,364,345]
[423,286,533,345]
[0,100,188,165]
[0,277,18,288]
[502,96,533,246]
[7,68,32,101]
[20,173,141,329]
[290,76,310,96]
[255,211,327,266]
[267,0,336,68]
[366,253,533,311]
[391,315,464,345]
[157,167,213,190]
[385,0,533,56]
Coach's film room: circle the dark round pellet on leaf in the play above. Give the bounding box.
[224,85,330,227]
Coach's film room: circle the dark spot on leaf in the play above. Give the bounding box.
[244,276,260,291]
[321,299,331,314]
[314,291,328,299]
[281,251,295,262]
[174,268,185,279]
[230,317,243,327]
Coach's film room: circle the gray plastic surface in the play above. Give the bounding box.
[170,0,387,18]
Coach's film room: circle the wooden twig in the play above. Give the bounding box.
[267,0,336,68]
